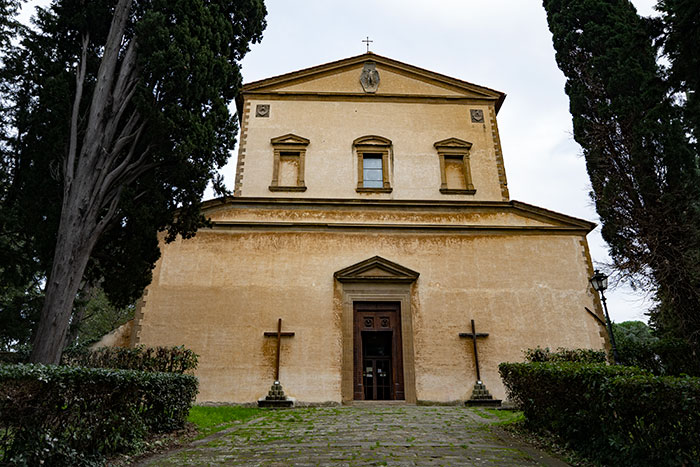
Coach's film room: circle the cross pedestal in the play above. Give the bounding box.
[259,318,295,408]
[459,319,501,407]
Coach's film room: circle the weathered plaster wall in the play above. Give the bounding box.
[135,212,605,403]
[134,57,603,404]
[239,63,505,201]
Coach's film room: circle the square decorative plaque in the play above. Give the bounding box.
[256,104,270,118]
[470,109,484,123]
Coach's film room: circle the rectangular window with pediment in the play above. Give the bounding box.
[434,138,475,195]
[355,135,392,193]
[269,134,309,192]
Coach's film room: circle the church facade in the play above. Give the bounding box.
[132,53,608,403]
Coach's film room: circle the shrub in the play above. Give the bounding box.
[62,345,198,374]
[499,362,700,466]
[652,337,700,376]
[0,363,198,466]
[523,346,606,364]
[613,322,700,376]
[0,344,32,364]
[629,337,700,376]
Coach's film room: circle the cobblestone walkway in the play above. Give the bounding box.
[141,406,568,466]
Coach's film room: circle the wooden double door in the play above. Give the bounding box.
[353,302,404,400]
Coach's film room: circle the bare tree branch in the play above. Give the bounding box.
[95,119,146,206]
[65,33,89,187]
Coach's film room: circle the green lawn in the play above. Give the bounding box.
[187,406,264,438]
[471,407,524,426]
[484,408,524,425]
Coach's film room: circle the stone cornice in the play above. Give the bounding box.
[199,197,596,232]
[206,221,592,235]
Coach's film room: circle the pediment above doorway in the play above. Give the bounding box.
[334,256,419,283]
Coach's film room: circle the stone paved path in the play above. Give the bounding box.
[140,406,569,466]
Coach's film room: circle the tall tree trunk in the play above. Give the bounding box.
[30,0,138,364]
[65,281,96,347]
[31,220,96,362]
[30,193,99,363]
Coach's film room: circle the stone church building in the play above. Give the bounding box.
[131,53,608,404]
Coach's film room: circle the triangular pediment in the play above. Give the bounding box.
[270,133,310,146]
[242,53,505,110]
[434,138,473,150]
[334,256,419,283]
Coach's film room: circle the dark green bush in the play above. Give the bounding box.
[62,344,198,374]
[523,346,606,363]
[652,337,700,376]
[613,322,700,376]
[499,362,700,466]
[0,351,25,364]
[618,336,700,376]
[0,344,32,364]
[0,363,198,466]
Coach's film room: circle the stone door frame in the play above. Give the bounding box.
[338,282,417,403]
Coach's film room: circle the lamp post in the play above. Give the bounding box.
[589,269,619,364]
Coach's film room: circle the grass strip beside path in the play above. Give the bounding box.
[187,406,264,438]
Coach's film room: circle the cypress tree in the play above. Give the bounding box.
[659,0,700,154]
[542,0,700,346]
[0,0,267,363]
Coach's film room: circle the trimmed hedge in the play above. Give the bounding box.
[499,362,700,466]
[523,346,607,363]
[0,363,198,466]
[62,345,198,373]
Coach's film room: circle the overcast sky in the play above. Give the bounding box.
[21,1,658,322]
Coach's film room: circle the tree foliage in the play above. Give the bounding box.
[659,0,700,151]
[68,285,135,347]
[613,321,700,375]
[0,0,41,351]
[0,0,266,362]
[542,0,700,347]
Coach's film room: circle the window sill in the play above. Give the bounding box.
[356,187,393,193]
[269,185,307,192]
[440,188,476,195]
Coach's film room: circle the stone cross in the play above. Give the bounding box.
[263,318,295,382]
[459,319,489,382]
[362,36,373,53]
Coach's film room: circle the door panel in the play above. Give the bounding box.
[353,302,404,400]
[362,331,392,400]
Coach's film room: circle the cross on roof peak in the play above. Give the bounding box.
[362,36,373,53]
